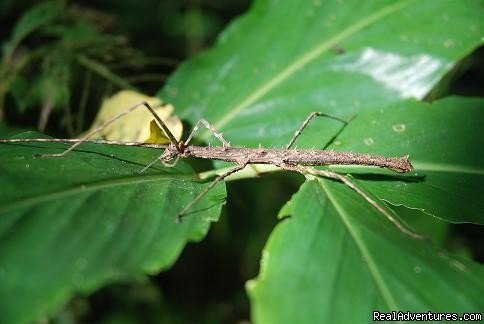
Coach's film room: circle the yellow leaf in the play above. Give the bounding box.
[145,120,170,144]
[82,90,183,144]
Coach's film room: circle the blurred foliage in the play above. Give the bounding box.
[1,1,137,135]
[0,0,249,137]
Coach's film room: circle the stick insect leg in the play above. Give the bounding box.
[278,163,423,240]
[143,118,231,172]
[286,112,351,149]
[139,155,179,174]
[176,160,249,223]
[41,101,179,158]
[184,119,230,148]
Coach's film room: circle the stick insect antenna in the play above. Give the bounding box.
[40,101,179,157]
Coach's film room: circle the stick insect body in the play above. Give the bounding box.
[1,102,421,239]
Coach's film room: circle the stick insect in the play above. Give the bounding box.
[0,101,422,239]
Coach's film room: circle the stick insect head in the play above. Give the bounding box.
[160,144,179,163]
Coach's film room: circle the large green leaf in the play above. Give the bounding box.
[153,1,484,321]
[325,97,484,225]
[159,0,483,148]
[245,96,484,322]
[0,140,225,323]
[247,179,484,323]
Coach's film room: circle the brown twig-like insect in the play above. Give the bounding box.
[0,102,421,239]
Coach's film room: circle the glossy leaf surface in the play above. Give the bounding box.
[1,0,483,322]
[326,97,484,225]
[0,140,224,323]
[248,180,484,323]
[159,0,483,149]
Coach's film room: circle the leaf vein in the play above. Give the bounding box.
[207,0,416,136]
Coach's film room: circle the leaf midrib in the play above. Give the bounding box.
[0,173,196,214]
[319,179,399,310]
[414,162,484,175]
[202,0,416,139]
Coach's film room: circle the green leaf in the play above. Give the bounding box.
[2,0,483,322]
[0,140,225,323]
[152,1,484,321]
[159,0,483,148]
[244,96,484,321]
[247,180,484,323]
[326,97,484,225]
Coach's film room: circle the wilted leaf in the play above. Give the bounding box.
[82,90,183,144]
